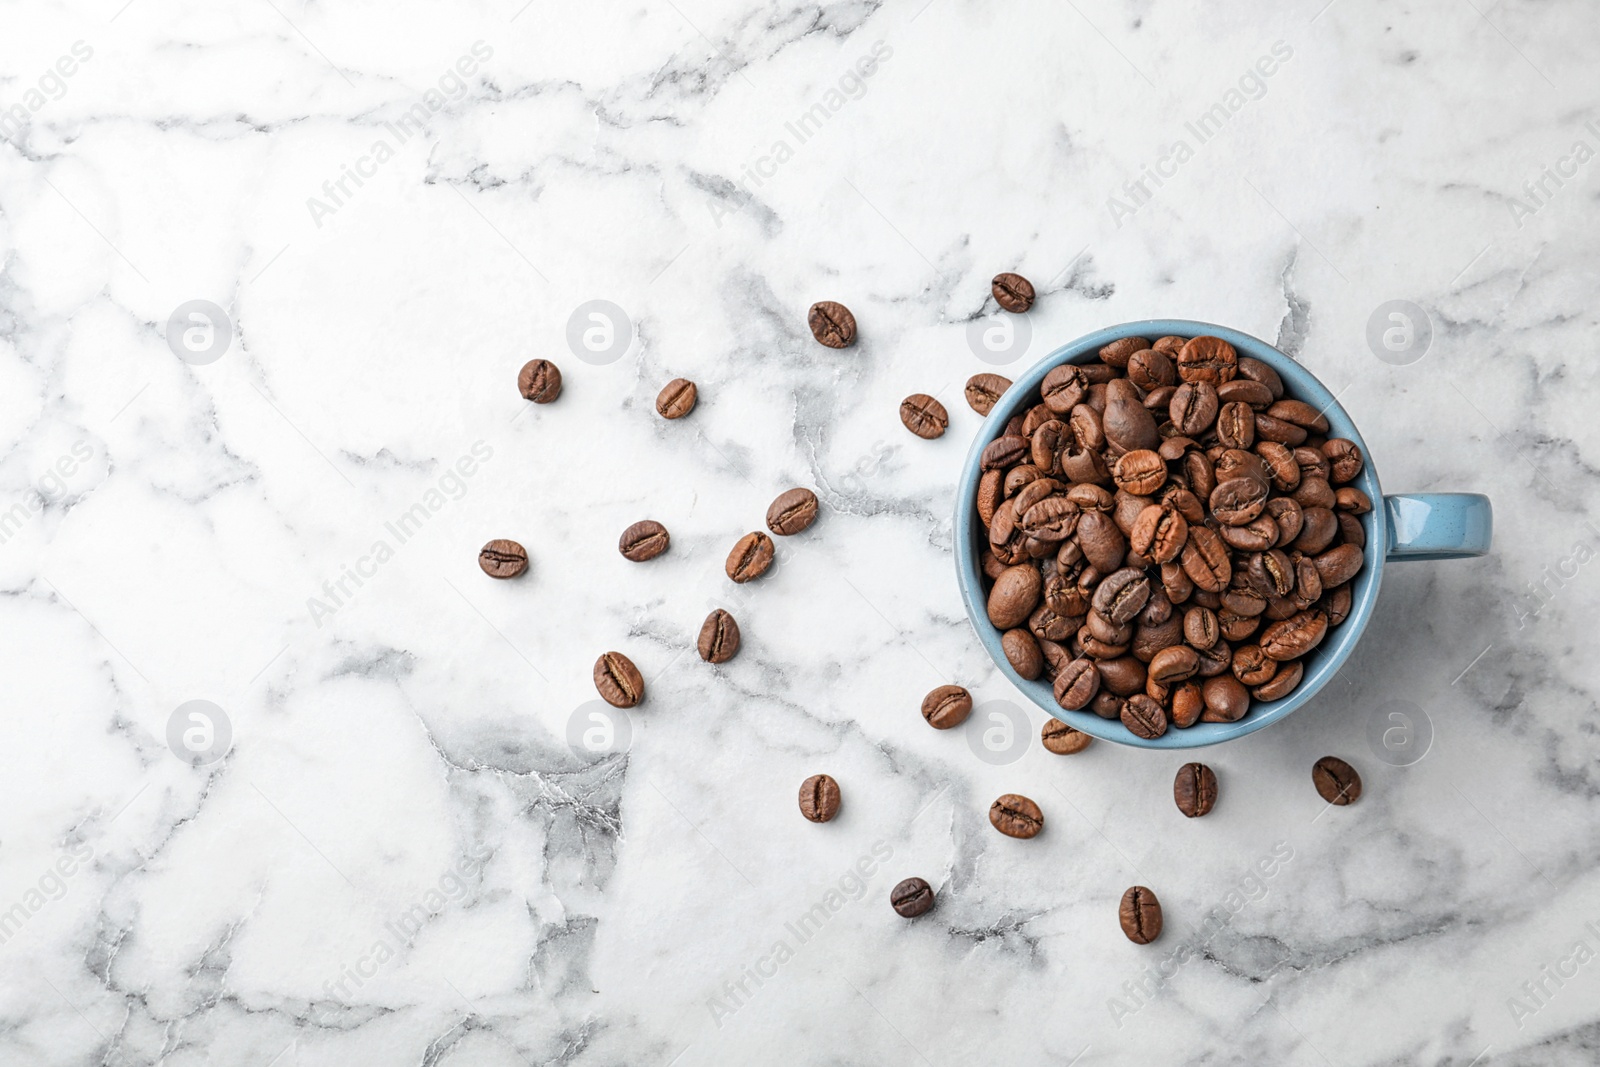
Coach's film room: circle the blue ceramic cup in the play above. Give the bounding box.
[953,319,1492,749]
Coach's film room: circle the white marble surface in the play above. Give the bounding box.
[2,0,1598,1063]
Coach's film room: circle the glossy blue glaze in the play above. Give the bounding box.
[952,319,1494,750]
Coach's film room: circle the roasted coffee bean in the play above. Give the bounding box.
[1237,356,1284,398]
[1322,583,1353,626]
[1260,610,1327,661]
[1041,365,1088,415]
[1219,516,1277,553]
[992,272,1036,312]
[1014,477,1062,517]
[1182,526,1232,593]
[1322,438,1364,483]
[1174,763,1217,817]
[1022,403,1052,436]
[1315,543,1364,588]
[726,531,775,583]
[1029,603,1077,643]
[1312,756,1362,805]
[1077,511,1127,574]
[901,393,949,438]
[922,684,973,729]
[1091,691,1124,719]
[1114,450,1167,496]
[1121,694,1167,739]
[1294,476,1336,510]
[1090,567,1151,625]
[1184,606,1220,649]
[619,520,670,562]
[1336,486,1372,514]
[1130,503,1188,564]
[1054,658,1101,710]
[990,794,1044,838]
[1252,658,1302,700]
[1042,720,1093,754]
[1218,608,1261,642]
[988,564,1042,628]
[1002,628,1044,679]
[1171,681,1205,727]
[1200,675,1249,722]
[966,373,1012,415]
[1254,413,1306,445]
[767,488,819,535]
[518,359,562,403]
[1177,336,1237,384]
[656,378,697,419]
[1217,379,1275,408]
[1268,399,1330,433]
[982,435,1029,470]
[698,609,740,663]
[1100,336,1150,368]
[1294,506,1339,554]
[1030,420,1070,472]
[1170,381,1220,437]
[1104,378,1159,454]
[1247,549,1295,598]
[977,470,1003,527]
[594,651,644,708]
[478,539,528,578]
[808,300,856,348]
[1216,401,1256,449]
[799,774,841,822]
[891,876,935,917]
[1120,886,1163,944]
[1148,644,1200,683]
[1211,477,1269,526]
[1231,644,1277,686]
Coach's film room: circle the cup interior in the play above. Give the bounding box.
[953,319,1387,749]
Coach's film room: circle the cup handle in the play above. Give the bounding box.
[1384,493,1493,561]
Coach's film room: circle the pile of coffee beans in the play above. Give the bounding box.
[971,334,1370,739]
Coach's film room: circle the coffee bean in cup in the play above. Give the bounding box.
[891,876,935,917]
[969,334,1366,738]
[799,774,841,822]
[808,301,856,348]
[478,539,528,578]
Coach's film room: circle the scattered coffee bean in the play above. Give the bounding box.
[1042,719,1092,754]
[656,378,697,419]
[698,609,740,663]
[965,373,1012,415]
[901,394,949,439]
[989,793,1043,838]
[766,488,819,536]
[891,876,935,917]
[593,651,644,708]
[799,774,841,822]
[1312,756,1362,805]
[1119,886,1163,944]
[517,359,561,403]
[618,520,670,562]
[808,300,857,348]
[921,685,972,729]
[478,539,528,578]
[992,272,1036,313]
[970,335,1367,737]
[726,531,775,583]
[1174,762,1217,817]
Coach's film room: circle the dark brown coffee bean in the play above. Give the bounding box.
[988,564,1041,628]
[517,359,561,403]
[992,272,1036,312]
[900,394,949,438]
[1053,658,1101,710]
[798,774,841,822]
[1335,486,1372,515]
[1077,510,1127,573]
[808,300,856,348]
[594,651,644,708]
[1171,681,1204,727]
[891,876,935,917]
[1312,756,1362,805]
[990,794,1043,838]
[1184,606,1219,649]
[1098,655,1148,697]
[1148,644,1200,683]
[1099,336,1150,368]
[1231,644,1277,686]
[1294,476,1337,510]
[1314,543,1363,588]
[1293,506,1339,554]
[981,435,1029,470]
[1217,379,1275,408]
[1030,420,1069,472]
[698,609,740,663]
[1216,401,1256,449]
[1237,356,1284,398]
[1127,348,1176,391]
[1041,365,1088,415]
[1181,526,1232,593]
[1176,336,1237,384]
[726,531,775,583]
[966,373,1012,415]
[655,378,697,419]
[619,520,670,562]
[1113,450,1166,496]
[1252,658,1302,700]
[767,488,819,536]
[1211,477,1269,526]
[921,684,972,729]
[1130,503,1188,564]
[1174,762,1217,817]
[1169,381,1219,437]
[1268,399,1330,433]
[1042,720,1093,754]
[1200,675,1249,722]
[1254,412,1308,445]
[1103,379,1159,454]
[1093,567,1152,624]
[478,539,528,578]
[1322,438,1364,483]
[1121,694,1167,739]
[1260,610,1328,660]
[1002,628,1044,680]
[1120,886,1163,944]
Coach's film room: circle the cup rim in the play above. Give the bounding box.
[953,319,1387,749]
